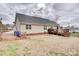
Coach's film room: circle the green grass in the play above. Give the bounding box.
[0,42,31,56]
[0,43,19,56]
[70,32,79,37]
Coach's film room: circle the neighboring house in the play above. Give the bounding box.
[63,26,79,32]
[14,13,58,34]
[70,27,79,32]
[0,21,8,33]
[5,24,13,30]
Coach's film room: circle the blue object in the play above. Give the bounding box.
[14,31,20,37]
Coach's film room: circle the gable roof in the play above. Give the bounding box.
[15,13,58,26]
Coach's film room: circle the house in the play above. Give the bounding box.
[14,13,58,35]
[0,21,8,33]
[5,24,14,30]
[69,27,79,32]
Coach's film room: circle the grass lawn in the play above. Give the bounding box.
[0,40,31,56]
[70,32,79,37]
[0,34,79,56]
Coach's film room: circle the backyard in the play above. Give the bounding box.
[0,33,79,56]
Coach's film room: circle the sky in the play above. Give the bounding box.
[0,3,79,27]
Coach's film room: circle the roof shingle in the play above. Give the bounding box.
[15,13,58,26]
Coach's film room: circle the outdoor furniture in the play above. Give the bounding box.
[48,27,70,37]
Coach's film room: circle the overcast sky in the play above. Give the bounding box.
[0,3,79,27]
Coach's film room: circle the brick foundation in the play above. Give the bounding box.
[26,32,48,36]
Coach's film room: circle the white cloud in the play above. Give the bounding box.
[0,3,79,27]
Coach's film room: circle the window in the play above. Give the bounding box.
[26,24,31,29]
[29,25,31,29]
[44,26,47,30]
[26,24,29,29]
